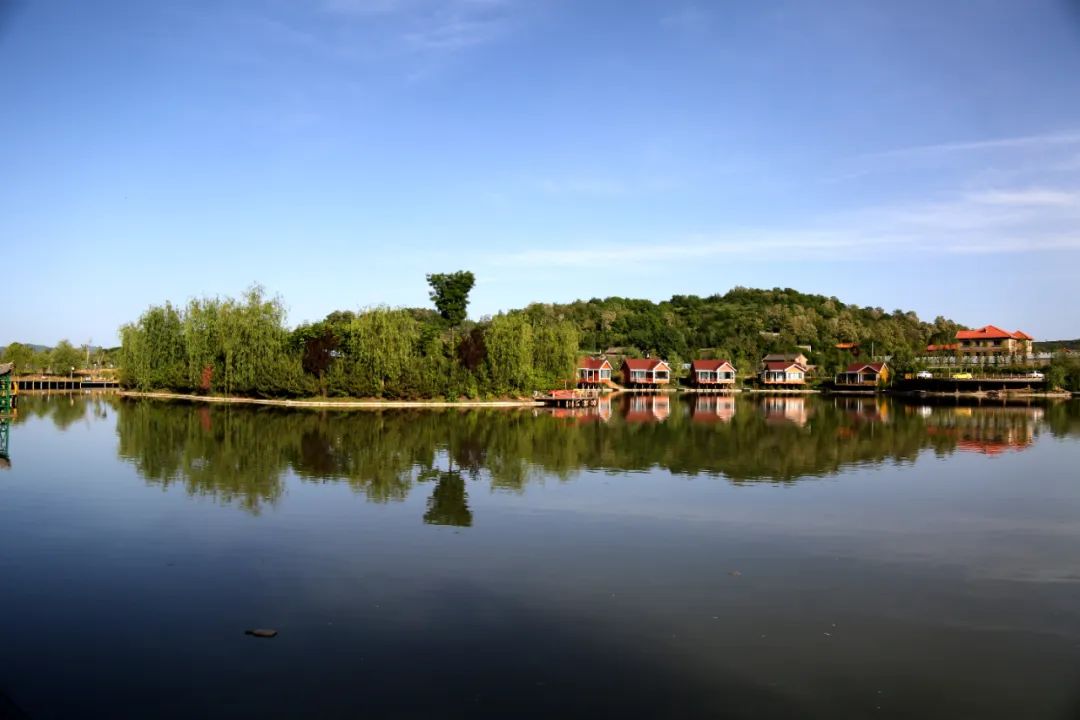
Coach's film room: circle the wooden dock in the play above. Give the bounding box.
[535,389,600,408]
[14,376,120,391]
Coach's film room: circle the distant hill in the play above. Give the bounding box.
[1035,339,1080,353]
[0,343,50,354]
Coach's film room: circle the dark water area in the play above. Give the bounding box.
[1,393,1079,719]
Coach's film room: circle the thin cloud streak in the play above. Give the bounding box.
[968,188,1080,207]
[864,130,1080,161]
[491,184,1080,268]
[322,0,517,53]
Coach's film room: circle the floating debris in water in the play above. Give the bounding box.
[245,629,278,638]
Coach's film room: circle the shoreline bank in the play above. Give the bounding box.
[119,391,543,409]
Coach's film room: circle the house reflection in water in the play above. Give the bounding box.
[623,394,671,423]
[921,405,1040,455]
[760,396,809,427]
[691,395,735,424]
[834,396,890,423]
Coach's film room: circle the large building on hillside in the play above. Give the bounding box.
[953,326,1034,359]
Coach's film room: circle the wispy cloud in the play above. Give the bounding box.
[967,188,1080,208]
[490,183,1080,268]
[863,130,1080,162]
[321,0,517,53]
[830,130,1080,184]
[661,5,711,35]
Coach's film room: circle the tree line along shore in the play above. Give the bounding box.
[5,273,1080,399]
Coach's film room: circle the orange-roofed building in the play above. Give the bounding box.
[835,362,891,387]
[953,326,1034,359]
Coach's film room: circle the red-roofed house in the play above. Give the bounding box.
[954,326,1034,358]
[689,359,737,388]
[576,357,613,386]
[620,358,671,387]
[759,360,807,386]
[835,362,891,387]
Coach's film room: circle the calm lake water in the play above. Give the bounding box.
[1,393,1079,719]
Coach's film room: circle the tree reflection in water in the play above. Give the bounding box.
[13,392,1078,517]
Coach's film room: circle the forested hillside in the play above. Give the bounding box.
[117,279,976,399]
[545,287,964,375]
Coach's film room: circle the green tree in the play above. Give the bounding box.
[49,340,83,376]
[1,342,33,373]
[426,270,475,327]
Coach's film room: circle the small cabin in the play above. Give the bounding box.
[761,352,809,368]
[835,362,890,387]
[620,358,671,387]
[689,359,737,388]
[759,361,807,386]
[576,357,613,386]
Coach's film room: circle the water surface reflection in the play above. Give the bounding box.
[2,393,1080,718]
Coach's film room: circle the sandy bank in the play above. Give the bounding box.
[119,391,543,409]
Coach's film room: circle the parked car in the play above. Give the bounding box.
[1025,371,1045,380]
[915,370,933,379]
[951,372,973,379]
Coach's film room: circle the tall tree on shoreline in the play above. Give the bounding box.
[426,271,475,328]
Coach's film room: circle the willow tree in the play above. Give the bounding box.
[216,287,298,396]
[341,307,421,397]
[118,304,186,389]
[183,297,223,392]
[484,312,534,393]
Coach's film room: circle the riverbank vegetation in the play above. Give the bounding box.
[1048,352,1080,392]
[119,279,578,400]
[117,275,1040,399]
[0,341,116,375]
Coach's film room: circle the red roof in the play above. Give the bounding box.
[622,358,669,371]
[578,357,611,370]
[843,362,887,373]
[927,343,959,352]
[955,325,1033,341]
[691,359,734,372]
[764,361,805,371]
[835,342,859,350]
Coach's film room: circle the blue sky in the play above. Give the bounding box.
[3,0,1080,345]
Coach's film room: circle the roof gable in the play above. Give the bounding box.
[577,357,611,370]
[691,359,734,372]
[764,361,805,371]
[844,362,887,373]
[956,325,1026,340]
[622,358,670,372]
